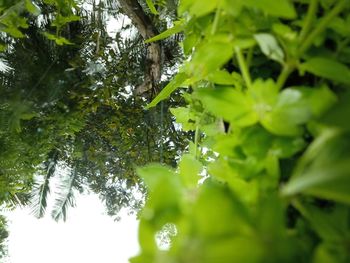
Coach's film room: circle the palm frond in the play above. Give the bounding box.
[5,192,31,210]
[51,167,77,222]
[0,58,13,73]
[30,153,57,218]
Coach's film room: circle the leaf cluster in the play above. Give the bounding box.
[133,0,350,262]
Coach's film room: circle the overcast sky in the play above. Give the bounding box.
[5,193,139,263]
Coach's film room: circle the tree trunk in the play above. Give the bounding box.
[118,0,162,95]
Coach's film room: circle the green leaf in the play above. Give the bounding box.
[293,202,350,263]
[241,125,274,159]
[244,0,296,19]
[137,164,178,194]
[265,153,280,183]
[282,131,350,204]
[146,72,188,108]
[222,0,244,16]
[20,112,38,120]
[261,88,312,136]
[256,194,285,238]
[204,236,264,263]
[286,160,350,204]
[137,164,182,227]
[254,33,284,64]
[319,0,337,10]
[300,85,337,117]
[272,136,306,158]
[189,0,218,17]
[209,159,259,205]
[0,43,6,52]
[299,57,350,85]
[177,0,192,15]
[55,37,73,45]
[188,38,234,78]
[43,0,56,4]
[197,87,258,127]
[3,16,29,30]
[201,119,226,136]
[313,243,348,263]
[25,0,41,15]
[328,16,350,37]
[232,38,256,50]
[146,0,159,15]
[272,23,297,42]
[183,33,200,55]
[322,91,350,130]
[207,70,236,85]
[192,181,252,238]
[170,107,196,131]
[248,79,279,119]
[43,32,73,45]
[240,124,305,159]
[137,220,157,256]
[51,14,80,28]
[297,203,349,242]
[179,154,202,188]
[3,27,24,38]
[247,80,314,136]
[145,21,184,43]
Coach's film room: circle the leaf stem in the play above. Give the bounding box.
[298,0,347,55]
[194,118,200,159]
[211,2,221,35]
[235,47,252,89]
[160,101,164,163]
[291,199,311,220]
[246,46,254,69]
[276,63,294,90]
[299,0,318,43]
[335,37,350,57]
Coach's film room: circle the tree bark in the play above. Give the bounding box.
[118,0,162,95]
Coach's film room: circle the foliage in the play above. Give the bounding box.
[0,215,8,259]
[1,0,350,262]
[0,0,187,221]
[132,0,350,262]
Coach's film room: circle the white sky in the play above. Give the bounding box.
[4,194,139,263]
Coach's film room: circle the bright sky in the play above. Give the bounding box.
[5,194,139,263]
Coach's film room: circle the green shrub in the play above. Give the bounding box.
[132,0,350,262]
